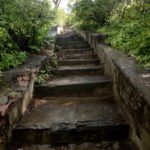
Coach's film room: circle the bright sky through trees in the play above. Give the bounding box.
[59,0,69,12]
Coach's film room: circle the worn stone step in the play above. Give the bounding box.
[41,95,114,101]
[58,39,84,42]
[58,59,99,66]
[57,49,93,55]
[11,141,137,150]
[60,45,89,49]
[59,35,82,39]
[58,41,85,45]
[58,42,88,46]
[59,53,97,59]
[60,47,91,51]
[50,65,103,76]
[34,75,113,98]
[58,38,84,42]
[58,41,88,46]
[12,97,129,145]
[58,41,88,45]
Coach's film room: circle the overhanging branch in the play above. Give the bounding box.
[52,0,61,8]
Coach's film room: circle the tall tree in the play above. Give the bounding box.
[72,0,120,27]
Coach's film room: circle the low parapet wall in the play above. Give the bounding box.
[0,54,49,150]
[81,31,150,150]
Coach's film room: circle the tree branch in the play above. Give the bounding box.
[52,0,61,8]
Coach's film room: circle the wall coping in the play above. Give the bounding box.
[4,54,48,81]
[99,44,150,104]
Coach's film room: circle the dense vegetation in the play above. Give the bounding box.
[69,0,150,67]
[1,0,150,70]
[0,0,56,71]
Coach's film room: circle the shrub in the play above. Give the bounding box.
[0,51,27,70]
[100,0,150,67]
[0,0,55,52]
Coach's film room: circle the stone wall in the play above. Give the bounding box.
[0,54,49,150]
[81,31,150,150]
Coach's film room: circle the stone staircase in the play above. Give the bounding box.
[10,33,137,150]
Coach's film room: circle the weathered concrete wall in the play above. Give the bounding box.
[81,31,150,150]
[0,54,49,150]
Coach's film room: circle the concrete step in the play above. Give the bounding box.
[58,41,88,46]
[12,97,129,145]
[57,49,93,55]
[58,59,100,66]
[50,65,103,76]
[58,39,84,43]
[58,38,84,42]
[11,141,137,150]
[58,42,88,46]
[40,95,114,101]
[58,53,97,59]
[34,75,113,98]
[58,41,85,45]
[59,47,91,51]
[60,45,89,49]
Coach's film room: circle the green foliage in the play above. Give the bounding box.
[69,0,150,67]
[42,49,57,67]
[0,27,17,50]
[70,0,119,30]
[49,51,58,67]
[0,0,55,52]
[100,0,150,67]
[56,9,67,26]
[0,0,59,71]
[35,70,49,85]
[0,51,27,70]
